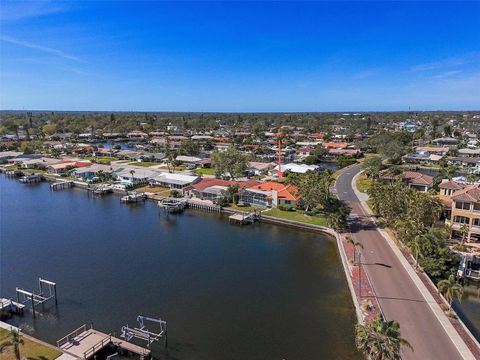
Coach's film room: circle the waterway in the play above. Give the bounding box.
[0,177,359,359]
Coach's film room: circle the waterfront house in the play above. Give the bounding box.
[47,160,91,174]
[239,181,300,208]
[0,151,23,163]
[114,166,159,185]
[73,164,113,181]
[153,172,200,191]
[445,184,480,242]
[187,178,260,201]
[20,157,61,170]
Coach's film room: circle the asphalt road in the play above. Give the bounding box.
[336,164,464,360]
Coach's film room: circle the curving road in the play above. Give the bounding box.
[336,164,465,360]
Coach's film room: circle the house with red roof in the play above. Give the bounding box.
[47,160,91,174]
[239,181,301,208]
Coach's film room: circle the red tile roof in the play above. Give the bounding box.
[402,171,434,186]
[451,184,480,202]
[439,181,466,190]
[247,181,300,201]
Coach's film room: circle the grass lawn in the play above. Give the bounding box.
[135,185,171,195]
[194,168,216,175]
[227,203,266,212]
[128,161,158,167]
[0,328,61,360]
[263,208,326,226]
[85,156,118,165]
[356,173,372,193]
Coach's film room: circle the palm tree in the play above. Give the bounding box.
[0,330,24,360]
[438,275,463,310]
[459,223,470,245]
[356,315,412,360]
[346,236,363,265]
[408,236,423,269]
[129,169,135,183]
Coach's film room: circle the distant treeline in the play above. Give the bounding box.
[0,110,476,136]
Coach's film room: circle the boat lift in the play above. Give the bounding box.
[15,278,57,317]
[121,315,167,348]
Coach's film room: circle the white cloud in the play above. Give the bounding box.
[0,35,80,61]
[409,52,480,73]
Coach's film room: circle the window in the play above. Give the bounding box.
[474,203,480,212]
[454,216,470,224]
[455,202,471,210]
[473,218,480,227]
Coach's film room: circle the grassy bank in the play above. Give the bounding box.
[264,208,327,226]
[0,329,61,360]
[227,203,266,212]
[355,173,372,193]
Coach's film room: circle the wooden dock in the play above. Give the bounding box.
[58,325,150,360]
[187,199,222,212]
[19,174,43,183]
[51,181,74,190]
[0,298,25,315]
[228,211,260,225]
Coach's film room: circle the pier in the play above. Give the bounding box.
[458,254,480,281]
[88,184,113,195]
[121,192,146,203]
[51,181,75,191]
[158,198,186,213]
[0,298,25,315]
[57,324,151,360]
[19,173,43,183]
[186,199,221,212]
[15,278,57,317]
[228,211,260,225]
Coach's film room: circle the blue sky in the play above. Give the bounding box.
[1,1,479,112]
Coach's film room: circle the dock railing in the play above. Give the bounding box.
[57,324,87,348]
[83,334,111,359]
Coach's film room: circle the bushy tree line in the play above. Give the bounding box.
[368,181,459,281]
[287,169,350,231]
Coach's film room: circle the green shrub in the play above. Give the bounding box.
[278,204,295,211]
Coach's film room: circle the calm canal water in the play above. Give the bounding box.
[1,176,359,359]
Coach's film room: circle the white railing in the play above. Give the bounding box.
[57,324,87,347]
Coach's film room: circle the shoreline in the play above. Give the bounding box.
[3,172,365,330]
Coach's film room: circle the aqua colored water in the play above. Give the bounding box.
[1,176,358,359]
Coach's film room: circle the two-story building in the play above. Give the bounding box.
[445,184,480,242]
